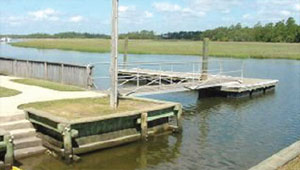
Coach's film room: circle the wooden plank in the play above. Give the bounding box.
[140,112,148,140]
[201,38,209,80]
[137,112,174,124]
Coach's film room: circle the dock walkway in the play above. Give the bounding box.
[118,68,278,96]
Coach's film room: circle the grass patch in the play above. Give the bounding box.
[12,79,84,91]
[0,86,21,98]
[19,97,161,120]
[278,155,300,170]
[11,39,300,60]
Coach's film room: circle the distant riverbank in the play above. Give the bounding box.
[11,39,300,60]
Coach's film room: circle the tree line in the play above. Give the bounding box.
[161,17,300,43]
[2,17,299,43]
[2,32,109,39]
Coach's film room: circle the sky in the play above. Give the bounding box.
[0,0,299,34]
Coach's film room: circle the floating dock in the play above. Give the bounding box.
[118,68,279,97]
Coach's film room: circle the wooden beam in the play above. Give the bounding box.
[123,36,128,66]
[110,0,119,109]
[201,38,209,80]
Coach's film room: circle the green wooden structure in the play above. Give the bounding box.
[0,130,14,170]
[24,97,182,162]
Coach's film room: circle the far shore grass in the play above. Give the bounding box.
[12,78,84,91]
[0,86,21,98]
[11,39,300,60]
[278,155,300,170]
[19,97,161,120]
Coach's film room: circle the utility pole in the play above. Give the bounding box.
[110,0,119,109]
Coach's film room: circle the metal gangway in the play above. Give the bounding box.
[90,60,245,96]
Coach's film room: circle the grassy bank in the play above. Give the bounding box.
[0,86,21,97]
[11,39,300,60]
[12,79,84,91]
[19,97,161,120]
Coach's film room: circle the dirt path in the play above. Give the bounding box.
[0,75,106,116]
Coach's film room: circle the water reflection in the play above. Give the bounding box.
[19,134,183,170]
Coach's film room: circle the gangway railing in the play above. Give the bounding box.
[89,60,245,95]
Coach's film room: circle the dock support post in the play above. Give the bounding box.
[123,36,128,68]
[141,112,148,140]
[62,125,73,163]
[175,105,183,132]
[201,38,209,80]
[86,65,94,89]
[4,134,13,170]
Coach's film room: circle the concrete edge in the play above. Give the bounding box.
[249,140,300,170]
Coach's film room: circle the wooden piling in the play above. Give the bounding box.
[141,112,148,140]
[175,105,183,132]
[4,135,13,170]
[62,125,73,163]
[86,65,93,89]
[123,37,128,67]
[201,38,209,80]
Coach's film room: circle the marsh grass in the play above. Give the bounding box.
[11,39,300,60]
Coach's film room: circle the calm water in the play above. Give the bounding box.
[1,43,300,170]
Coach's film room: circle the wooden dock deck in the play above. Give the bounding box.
[118,69,279,97]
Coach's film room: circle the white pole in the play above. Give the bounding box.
[110,0,119,109]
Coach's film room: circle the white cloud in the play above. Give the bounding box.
[187,0,241,12]
[144,11,153,18]
[243,14,252,19]
[222,9,231,14]
[239,0,299,24]
[280,10,291,16]
[69,16,84,23]
[153,2,181,12]
[119,5,136,13]
[153,2,206,17]
[295,4,300,11]
[118,5,153,26]
[28,8,60,21]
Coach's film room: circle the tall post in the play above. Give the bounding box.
[201,38,209,80]
[123,36,128,68]
[110,0,119,109]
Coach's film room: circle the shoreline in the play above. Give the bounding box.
[10,39,300,60]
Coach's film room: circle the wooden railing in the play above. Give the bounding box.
[0,57,93,88]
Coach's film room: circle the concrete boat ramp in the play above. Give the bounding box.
[118,68,279,97]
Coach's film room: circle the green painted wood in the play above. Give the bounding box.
[28,118,61,134]
[28,112,59,129]
[137,112,174,124]
[71,115,139,138]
